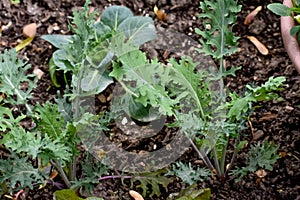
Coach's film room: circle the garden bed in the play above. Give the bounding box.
[0,0,299,199]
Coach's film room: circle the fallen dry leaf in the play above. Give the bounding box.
[258,112,277,121]
[129,190,144,200]
[279,151,287,158]
[154,5,167,21]
[15,37,34,52]
[247,36,269,55]
[244,6,262,25]
[23,23,37,38]
[33,67,44,80]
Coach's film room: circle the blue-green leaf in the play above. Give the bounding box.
[118,16,157,46]
[81,70,113,93]
[267,3,292,16]
[101,6,133,30]
[41,34,73,48]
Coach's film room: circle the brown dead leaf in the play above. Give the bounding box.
[129,190,144,200]
[15,37,34,52]
[279,151,287,158]
[154,5,167,21]
[49,169,58,180]
[247,36,269,55]
[23,23,37,38]
[33,67,44,80]
[244,6,262,25]
[258,112,277,121]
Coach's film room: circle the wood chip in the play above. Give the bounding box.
[97,94,106,103]
[129,190,144,200]
[33,67,44,79]
[247,36,269,55]
[252,130,264,141]
[23,23,37,38]
[244,6,262,25]
[255,169,267,178]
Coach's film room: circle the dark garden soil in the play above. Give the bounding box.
[0,0,300,199]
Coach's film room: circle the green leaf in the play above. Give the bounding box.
[132,169,172,197]
[0,127,42,158]
[34,102,65,139]
[231,141,281,181]
[80,70,113,93]
[128,95,161,122]
[169,184,211,200]
[246,76,286,101]
[117,16,157,46]
[41,34,73,48]
[54,189,84,200]
[52,49,71,71]
[0,49,37,110]
[196,0,241,59]
[166,162,211,185]
[111,49,176,116]
[267,3,292,16]
[290,25,300,35]
[0,107,26,131]
[101,6,133,30]
[49,57,61,87]
[0,157,46,193]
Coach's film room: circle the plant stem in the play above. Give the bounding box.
[51,160,71,188]
[220,138,228,175]
[212,146,222,177]
[69,61,85,182]
[225,138,240,178]
[187,136,214,170]
[99,175,132,181]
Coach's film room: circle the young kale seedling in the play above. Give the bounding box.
[0,0,158,196]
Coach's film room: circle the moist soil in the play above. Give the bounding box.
[0,0,300,199]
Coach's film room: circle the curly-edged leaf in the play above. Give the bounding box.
[34,102,65,139]
[0,127,42,158]
[167,162,211,185]
[196,0,241,59]
[230,140,281,182]
[0,157,46,193]
[101,6,133,30]
[111,49,175,115]
[131,169,172,197]
[117,16,157,46]
[168,57,211,120]
[41,34,73,48]
[246,76,286,101]
[250,141,281,171]
[0,107,26,131]
[0,49,37,107]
